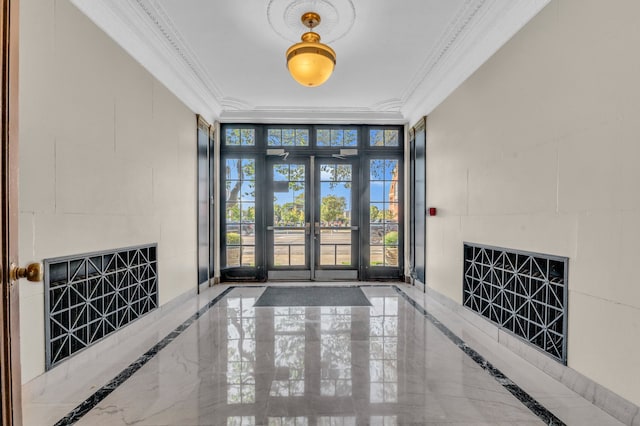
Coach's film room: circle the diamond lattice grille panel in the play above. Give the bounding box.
[44,244,158,369]
[463,243,568,364]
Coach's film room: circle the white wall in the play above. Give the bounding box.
[425,0,640,406]
[19,0,197,383]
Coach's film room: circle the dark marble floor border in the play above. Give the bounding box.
[53,287,236,425]
[55,284,564,425]
[392,285,565,426]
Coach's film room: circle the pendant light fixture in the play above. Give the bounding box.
[286,12,336,87]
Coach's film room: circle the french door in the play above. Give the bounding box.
[266,156,359,280]
[220,124,404,282]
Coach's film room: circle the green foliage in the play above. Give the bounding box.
[321,195,347,223]
[370,159,398,181]
[226,128,255,146]
[225,159,256,212]
[274,192,305,226]
[274,164,305,191]
[370,205,382,221]
[226,232,241,245]
[320,164,352,189]
[226,203,240,222]
[384,231,398,246]
[226,204,254,223]
[244,206,255,221]
[370,205,396,222]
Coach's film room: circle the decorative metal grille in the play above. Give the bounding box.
[463,243,568,364]
[44,244,158,369]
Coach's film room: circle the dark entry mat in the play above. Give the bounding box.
[254,286,371,307]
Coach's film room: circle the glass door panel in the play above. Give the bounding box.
[318,163,352,266]
[315,159,358,280]
[268,160,311,279]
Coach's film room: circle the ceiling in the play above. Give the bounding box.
[69,0,550,125]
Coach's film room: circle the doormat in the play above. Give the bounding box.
[254,286,371,307]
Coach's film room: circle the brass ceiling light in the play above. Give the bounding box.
[286,12,336,87]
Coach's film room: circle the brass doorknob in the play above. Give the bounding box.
[10,262,43,282]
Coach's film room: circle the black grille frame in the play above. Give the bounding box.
[463,242,568,364]
[44,244,158,369]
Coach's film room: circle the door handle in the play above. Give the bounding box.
[305,222,311,235]
[314,222,320,235]
[10,262,43,282]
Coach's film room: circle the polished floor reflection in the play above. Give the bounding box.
[70,286,560,425]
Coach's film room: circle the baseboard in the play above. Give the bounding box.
[24,284,199,387]
[423,285,640,426]
[413,278,426,293]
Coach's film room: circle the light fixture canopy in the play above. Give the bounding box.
[286,12,336,87]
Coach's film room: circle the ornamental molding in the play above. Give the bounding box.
[70,0,550,123]
[266,0,356,44]
[402,0,551,124]
[70,0,223,123]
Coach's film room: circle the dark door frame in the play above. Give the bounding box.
[409,117,426,287]
[264,155,361,281]
[313,155,360,280]
[219,124,404,282]
[265,155,312,279]
[1,0,22,423]
[197,115,216,291]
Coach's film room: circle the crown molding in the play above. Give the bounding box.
[218,100,405,124]
[70,0,223,123]
[403,0,551,124]
[219,108,406,125]
[220,97,255,111]
[70,0,549,125]
[371,98,404,113]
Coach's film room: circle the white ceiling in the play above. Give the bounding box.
[69,0,550,125]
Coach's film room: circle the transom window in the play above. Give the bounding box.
[268,128,309,146]
[370,129,399,147]
[317,128,358,147]
[225,128,255,146]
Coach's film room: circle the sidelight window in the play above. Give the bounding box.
[369,159,399,267]
[225,158,256,267]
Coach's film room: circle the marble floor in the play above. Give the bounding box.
[23,283,624,425]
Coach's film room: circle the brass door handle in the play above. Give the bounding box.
[10,262,43,282]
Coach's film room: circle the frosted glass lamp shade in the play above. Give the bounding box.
[285,13,336,87]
